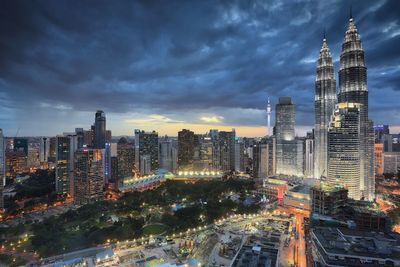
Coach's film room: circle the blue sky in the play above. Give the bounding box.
[0,0,399,137]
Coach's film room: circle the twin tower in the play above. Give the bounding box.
[314,15,374,201]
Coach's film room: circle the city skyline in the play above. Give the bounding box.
[1,0,400,137]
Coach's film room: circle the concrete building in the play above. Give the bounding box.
[74,148,104,205]
[218,130,236,172]
[383,152,400,174]
[311,182,348,215]
[374,143,384,176]
[304,132,315,178]
[39,137,50,163]
[311,227,400,267]
[283,184,311,211]
[117,137,135,180]
[159,137,178,173]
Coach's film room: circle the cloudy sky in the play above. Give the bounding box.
[0,0,399,137]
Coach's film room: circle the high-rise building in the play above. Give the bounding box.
[275,97,303,177]
[117,137,135,182]
[337,15,375,200]
[134,129,159,175]
[374,125,389,143]
[0,129,5,210]
[159,137,178,172]
[94,110,106,149]
[178,129,195,168]
[74,148,104,204]
[253,143,269,179]
[314,35,337,179]
[39,137,50,163]
[48,137,57,163]
[218,130,236,172]
[234,141,244,172]
[304,132,315,178]
[55,136,71,195]
[374,143,384,176]
[266,97,272,136]
[327,103,362,200]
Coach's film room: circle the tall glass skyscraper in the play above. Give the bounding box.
[94,110,106,149]
[314,35,337,179]
[338,16,375,200]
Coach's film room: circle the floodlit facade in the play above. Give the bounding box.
[337,16,375,200]
[327,103,362,200]
[314,35,337,179]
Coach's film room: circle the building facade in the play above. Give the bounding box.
[94,110,106,149]
[134,129,159,175]
[314,35,337,179]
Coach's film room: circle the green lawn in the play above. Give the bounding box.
[142,223,168,235]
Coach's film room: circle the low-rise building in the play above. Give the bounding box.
[311,227,400,267]
[311,182,348,215]
[283,184,311,211]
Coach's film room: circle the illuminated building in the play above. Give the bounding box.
[0,129,5,210]
[266,97,272,136]
[117,137,135,181]
[234,141,244,172]
[304,131,315,178]
[275,97,303,177]
[94,110,106,149]
[74,148,104,204]
[27,147,40,168]
[311,182,348,215]
[134,129,159,174]
[177,129,195,168]
[374,143,384,176]
[5,151,27,177]
[283,184,311,211]
[48,137,57,163]
[261,178,288,202]
[327,103,362,200]
[337,15,375,201]
[314,35,337,179]
[55,136,71,195]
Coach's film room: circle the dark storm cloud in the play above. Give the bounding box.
[0,0,399,134]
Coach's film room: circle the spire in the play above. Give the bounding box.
[349,5,353,20]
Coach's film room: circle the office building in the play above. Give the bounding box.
[383,152,400,174]
[374,125,389,143]
[0,129,5,210]
[74,148,104,205]
[13,138,28,155]
[314,34,337,179]
[39,137,50,162]
[94,110,106,149]
[117,137,135,180]
[178,129,195,168]
[275,97,304,177]
[327,103,362,200]
[374,143,384,176]
[55,136,71,195]
[304,132,315,178]
[159,137,178,172]
[134,129,159,175]
[218,130,236,171]
[253,139,274,178]
[337,15,375,201]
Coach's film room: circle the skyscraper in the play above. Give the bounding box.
[0,129,5,210]
[134,129,159,175]
[55,136,70,195]
[39,137,50,163]
[178,129,195,168]
[94,110,106,149]
[314,34,337,179]
[327,103,362,200]
[275,97,303,177]
[218,130,236,172]
[74,148,104,204]
[159,136,178,172]
[337,15,375,200]
[117,137,135,181]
